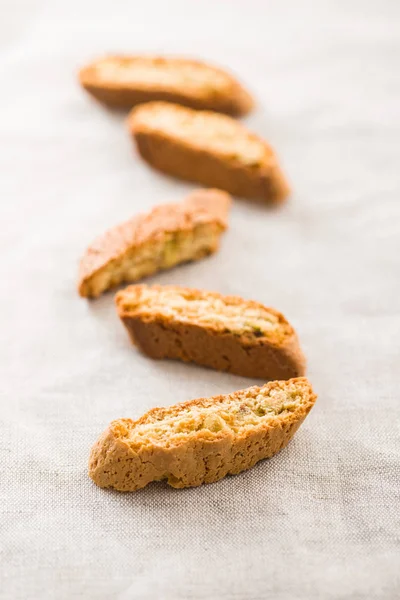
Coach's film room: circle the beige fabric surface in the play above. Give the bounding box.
[1,0,399,598]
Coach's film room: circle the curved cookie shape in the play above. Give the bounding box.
[128,102,290,203]
[89,377,317,491]
[79,55,253,116]
[78,189,231,298]
[115,284,306,380]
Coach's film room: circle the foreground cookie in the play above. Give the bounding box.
[79,55,253,115]
[128,102,290,203]
[115,285,306,379]
[89,378,316,491]
[78,189,231,298]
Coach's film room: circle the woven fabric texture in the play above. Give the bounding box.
[1,1,399,598]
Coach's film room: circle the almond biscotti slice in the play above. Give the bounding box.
[78,189,231,298]
[79,55,253,116]
[128,102,290,204]
[115,285,306,380]
[89,377,316,491]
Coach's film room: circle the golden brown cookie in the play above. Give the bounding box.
[89,377,316,491]
[78,189,231,298]
[115,284,306,379]
[128,102,290,204]
[79,55,253,116]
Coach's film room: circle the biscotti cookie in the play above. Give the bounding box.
[89,377,316,491]
[79,55,253,116]
[78,189,231,298]
[115,285,306,379]
[128,102,290,204]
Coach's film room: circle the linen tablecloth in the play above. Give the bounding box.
[1,1,399,598]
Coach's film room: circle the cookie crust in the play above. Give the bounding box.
[115,284,306,379]
[128,102,290,203]
[89,377,316,491]
[78,189,231,298]
[79,55,254,116]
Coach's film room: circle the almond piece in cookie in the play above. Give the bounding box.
[128,102,290,204]
[79,55,253,116]
[78,189,231,298]
[115,285,306,380]
[89,377,316,491]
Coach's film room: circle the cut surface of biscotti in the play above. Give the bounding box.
[78,189,231,298]
[89,377,316,491]
[128,102,290,203]
[115,285,306,379]
[79,55,253,115]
